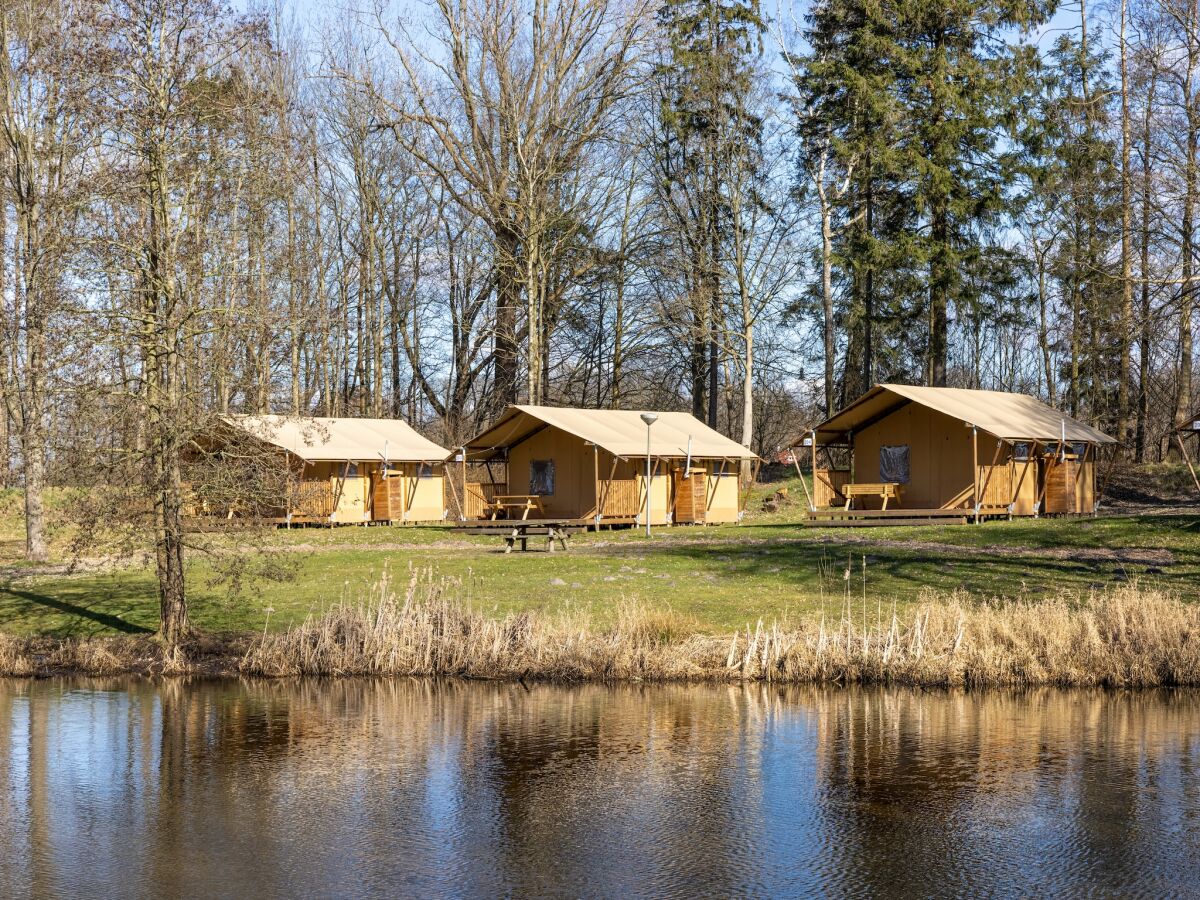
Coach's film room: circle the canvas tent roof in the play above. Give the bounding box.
[813,384,1116,445]
[466,405,758,461]
[224,415,450,462]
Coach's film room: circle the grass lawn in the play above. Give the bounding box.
[0,477,1197,637]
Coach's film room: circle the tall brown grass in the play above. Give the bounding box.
[0,632,246,678]
[238,567,1200,688]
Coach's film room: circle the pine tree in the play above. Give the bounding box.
[656,0,764,426]
[888,0,1054,386]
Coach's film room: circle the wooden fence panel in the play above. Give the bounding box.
[463,481,503,519]
[814,469,850,508]
[599,479,639,517]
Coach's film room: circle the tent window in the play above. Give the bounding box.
[1012,442,1032,461]
[417,463,434,478]
[879,445,910,484]
[344,462,359,478]
[530,459,555,495]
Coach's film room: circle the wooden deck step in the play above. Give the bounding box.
[805,516,969,528]
[808,507,977,519]
[808,506,1011,519]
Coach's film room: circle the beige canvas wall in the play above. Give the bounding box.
[395,463,446,521]
[854,404,1013,510]
[704,465,740,523]
[854,406,1097,515]
[507,428,599,519]
[304,460,445,523]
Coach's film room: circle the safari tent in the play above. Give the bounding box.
[801,385,1116,521]
[214,415,450,524]
[459,405,759,526]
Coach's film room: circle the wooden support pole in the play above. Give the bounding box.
[1034,448,1051,518]
[444,461,464,521]
[598,455,619,519]
[810,431,819,511]
[1096,443,1122,510]
[738,458,762,518]
[460,448,467,521]
[1176,432,1200,497]
[330,459,351,523]
[793,446,815,511]
[592,444,600,523]
[1009,441,1037,517]
[975,437,1005,517]
[971,426,980,523]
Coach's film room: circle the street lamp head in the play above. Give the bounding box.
[640,412,658,427]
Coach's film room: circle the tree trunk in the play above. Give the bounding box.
[1179,15,1198,435]
[1036,242,1056,403]
[928,206,949,387]
[820,179,835,414]
[1136,66,1158,461]
[493,225,520,413]
[1117,0,1133,448]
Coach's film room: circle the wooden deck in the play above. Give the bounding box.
[806,506,1009,526]
[451,516,638,530]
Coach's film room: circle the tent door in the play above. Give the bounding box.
[1043,457,1078,514]
[674,466,706,524]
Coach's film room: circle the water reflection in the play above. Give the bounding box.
[1,679,1198,897]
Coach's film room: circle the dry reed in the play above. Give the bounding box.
[0,632,247,678]
[238,567,1200,688]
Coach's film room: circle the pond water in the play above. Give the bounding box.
[1,678,1198,898]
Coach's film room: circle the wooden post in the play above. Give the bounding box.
[1095,443,1120,510]
[738,458,762,519]
[330,459,351,523]
[592,443,600,524]
[971,426,980,523]
[597,456,619,520]
[460,448,468,521]
[444,462,464,521]
[810,430,818,511]
[793,446,815,511]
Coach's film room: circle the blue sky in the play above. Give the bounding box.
[240,0,1098,55]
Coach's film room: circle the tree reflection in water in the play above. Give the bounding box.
[0,679,1197,897]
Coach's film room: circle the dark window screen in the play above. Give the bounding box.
[879,445,910,484]
[530,459,555,495]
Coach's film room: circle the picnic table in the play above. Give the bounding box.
[842,482,903,511]
[485,494,546,520]
[464,521,582,553]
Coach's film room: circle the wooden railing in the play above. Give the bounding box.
[599,479,639,517]
[463,481,504,519]
[813,469,851,508]
[290,480,334,519]
[978,464,1013,509]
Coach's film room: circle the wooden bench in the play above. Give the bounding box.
[842,482,903,511]
[464,522,582,553]
[485,495,546,520]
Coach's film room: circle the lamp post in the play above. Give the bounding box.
[640,412,658,537]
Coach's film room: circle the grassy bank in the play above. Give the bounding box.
[2,507,1198,636]
[3,572,1199,688]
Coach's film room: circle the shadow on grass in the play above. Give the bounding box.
[1,585,154,634]
[609,534,1196,600]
